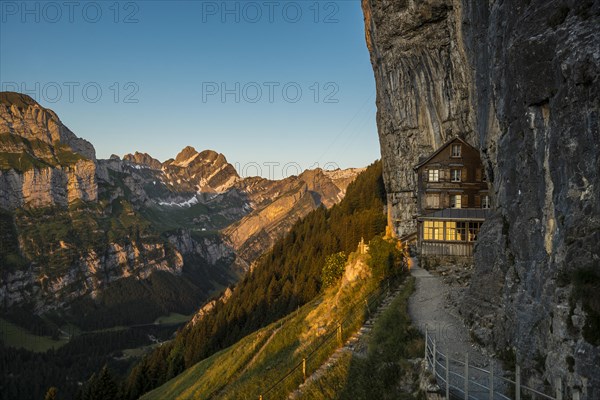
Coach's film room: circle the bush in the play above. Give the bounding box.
[367,236,405,279]
[321,252,348,288]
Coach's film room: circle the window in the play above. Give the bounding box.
[450,194,462,208]
[468,222,482,241]
[446,222,456,241]
[423,221,443,241]
[451,169,461,182]
[445,221,467,241]
[428,169,439,182]
[451,144,462,157]
[482,195,490,209]
[425,193,440,208]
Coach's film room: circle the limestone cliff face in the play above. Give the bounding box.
[363,0,599,397]
[0,92,97,209]
[0,92,96,160]
[223,168,362,268]
[362,0,475,237]
[0,240,183,313]
[0,160,97,208]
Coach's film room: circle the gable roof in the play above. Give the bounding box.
[413,137,478,171]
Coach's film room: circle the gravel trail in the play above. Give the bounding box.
[408,260,509,399]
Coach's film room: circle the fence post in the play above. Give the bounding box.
[259,396,262,400]
[337,323,343,346]
[515,365,521,400]
[445,354,450,399]
[432,338,437,377]
[489,360,494,400]
[556,377,562,400]
[302,358,307,381]
[464,353,469,400]
[424,326,428,369]
[365,299,370,315]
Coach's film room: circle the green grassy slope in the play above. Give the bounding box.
[142,241,405,400]
[0,318,68,352]
[299,277,424,400]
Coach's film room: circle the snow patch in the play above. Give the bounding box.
[158,196,199,208]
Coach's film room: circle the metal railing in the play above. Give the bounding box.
[424,328,579,400]
[256,277,400,399]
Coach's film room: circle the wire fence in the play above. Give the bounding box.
[256,276,401,399]
[424,329,580,400]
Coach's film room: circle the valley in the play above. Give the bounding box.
[0,92,367,399]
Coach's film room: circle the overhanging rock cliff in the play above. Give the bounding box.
[363,0,599,397]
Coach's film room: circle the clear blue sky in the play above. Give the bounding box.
[0,1,379,178]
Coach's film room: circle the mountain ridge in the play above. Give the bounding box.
[0,92,364,327]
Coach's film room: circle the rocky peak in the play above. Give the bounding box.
[123,152,162,170]
[0,92,97,210]
[0,92,96,161]
[163,146,240,193]
[174,146,199,165]
[0,92,38,109]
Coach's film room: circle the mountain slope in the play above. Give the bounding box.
[0,92,366,400]
[140,240,410,400]
[121,161,387,399]
[0,92,362,328]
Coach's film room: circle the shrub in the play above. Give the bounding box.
[321,252,348,288]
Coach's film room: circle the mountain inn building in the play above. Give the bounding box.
[413,137,490,260]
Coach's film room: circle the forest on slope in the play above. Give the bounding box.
[117,160,387,399]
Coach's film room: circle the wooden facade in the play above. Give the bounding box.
[413,137,491,259]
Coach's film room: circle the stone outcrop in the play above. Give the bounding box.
[162,147,240,193]
[0,92,97,209]
[190,287,233,326]
[0,160,97,209]
[363,0,599,397]
[123,151,162,170]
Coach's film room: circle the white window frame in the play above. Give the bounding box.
[482,195,490,209]
[451,144,462,157]
[450,195,462,209]
[451,169,461,182]
[428,169,439,182]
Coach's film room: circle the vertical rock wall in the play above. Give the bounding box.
[363,0,600,397]
[362,0,475,237]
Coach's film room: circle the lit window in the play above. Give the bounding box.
[482,195,490,209]
[423,221,444,241]
[451,169,461,182]
[446,222,456,241]
[428,169,439,182]
[451,144,462,157]
[450,195,462,208]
